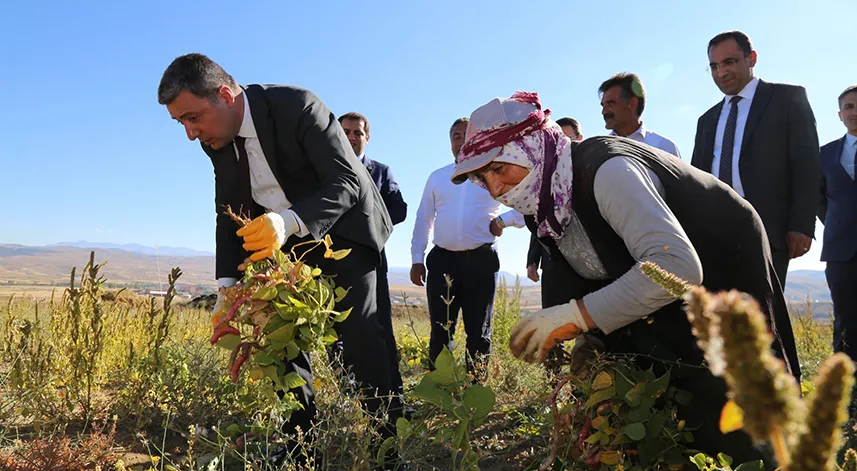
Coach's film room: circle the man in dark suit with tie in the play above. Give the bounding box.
[338,111,407,398]
[691,31,820,287]
[819,84,857,361]
[157,53,404,468]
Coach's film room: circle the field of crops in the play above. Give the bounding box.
[0,252,842,470]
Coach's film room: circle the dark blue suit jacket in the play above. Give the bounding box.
[818,135,857,262]
[362,156,407,226]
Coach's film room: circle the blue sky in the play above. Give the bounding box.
[1,0,855,275]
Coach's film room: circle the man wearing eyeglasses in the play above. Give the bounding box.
[691,30,820,287]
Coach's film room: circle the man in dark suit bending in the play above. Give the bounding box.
[157,53,404,467]
[691,31,820,286]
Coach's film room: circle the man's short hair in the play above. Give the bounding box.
[555,117,582,135]
[338,112,370,134]
[450,117,469,137]
[598,72,646,116]
[838,85,857,108]
[158,53,239,105]
[708,31,754,57]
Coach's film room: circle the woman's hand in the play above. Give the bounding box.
[510,300,591,363]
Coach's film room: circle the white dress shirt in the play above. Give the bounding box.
[217,93,309,288]
[611,123,681,157]
[842,133,857,180]
[410,163,525,264]
[711,77,761,197]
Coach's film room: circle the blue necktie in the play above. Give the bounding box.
[849,143,857,180]
[719,96,743,187]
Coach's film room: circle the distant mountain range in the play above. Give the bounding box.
[0,242,833,304]
[50,241,214,257]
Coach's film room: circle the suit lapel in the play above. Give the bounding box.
[832,136,856,183]
[244,85,286,191]
[701,103,723,171]
[739,79,774,159]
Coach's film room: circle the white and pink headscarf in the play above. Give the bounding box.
[452,92,575,239]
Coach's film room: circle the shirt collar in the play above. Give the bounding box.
[356,153,365,163]
[845,133,857,148]
[724,76,760,106]
[609,122,646,139]
[237,92,257,139]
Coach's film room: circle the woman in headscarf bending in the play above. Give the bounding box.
[450,92,800,468]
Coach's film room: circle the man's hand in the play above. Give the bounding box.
[526,264,540,282]
[236,212,298,262]
[510,301,589,363]
[786,231,812,259]
[410,263,426,287]
[489,217,504,237]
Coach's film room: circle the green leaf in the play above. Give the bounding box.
[216,333,241,351]
[613,366,635,398]
[623,423,646,441]
[734,461,764,471]
[452,420,469,450]
[267,324,296,343]
[412,377,453,409]
[674,389,694,405]
[463,385,495,421]
[288,296,308,309]
[333,307,352,323]
[624,383,646,407]
[283,372,307,389]
[330,248,351,260]
[253,285,278,301]
[285,341,299,360]
[584,431,605,444]
[690,453,708,470]
[629,397,656,422]
[375,436,397,469]
[645,411,668,439]
[254,351,274,366]
[717,453,733,467]
[334,286,349,303]
[322,328,338,344]
[584,387,615,408]
[646,370,670,399]
[262,365,281,389]
[396,417,411,440]
[426,347,460,386]
[263,315,286,334]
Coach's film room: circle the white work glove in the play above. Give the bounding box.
[237,212,300,262]
[510,301,589,363]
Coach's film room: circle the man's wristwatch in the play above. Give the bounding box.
[494,216,506,229]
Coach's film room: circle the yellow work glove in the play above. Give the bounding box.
[510,301,589,363]
[236,212,299,262]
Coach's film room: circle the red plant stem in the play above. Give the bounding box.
[230,344,251,382]
[213,295,250,330]
[210,325,240,344]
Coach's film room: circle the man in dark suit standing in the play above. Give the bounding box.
[338,111,407,397]
[691,31,820,286]
[157,53,404,467]
[819,84,857,360]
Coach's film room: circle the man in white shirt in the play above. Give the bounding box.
[410,117,524,377]
[599,72,681,157]
[690,30,820,286]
